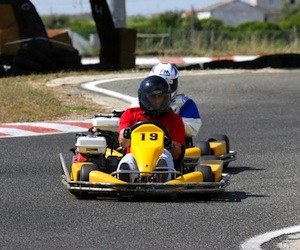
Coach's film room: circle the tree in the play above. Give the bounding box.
[280,3,300,29]
[180,14,203,30]
[69,18,96,39]
[127,16,153,32]
[42,15,71,29]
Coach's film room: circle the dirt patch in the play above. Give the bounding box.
[48,84,113,120]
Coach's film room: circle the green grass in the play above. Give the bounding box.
[0,73,101,123]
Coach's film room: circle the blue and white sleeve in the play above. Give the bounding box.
[178,97,202,137]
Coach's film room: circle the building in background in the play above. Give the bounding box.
[183,0,299,26]
[250,0,299,22]
[197,0,265,26]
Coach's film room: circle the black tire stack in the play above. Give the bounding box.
[9,38,82,75]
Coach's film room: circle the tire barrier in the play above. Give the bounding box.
[0,1,82,76]
[203,53,300,70]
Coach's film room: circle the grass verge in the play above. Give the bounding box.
[0,72,107,123]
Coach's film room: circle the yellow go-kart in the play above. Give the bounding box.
[59,117,236,199]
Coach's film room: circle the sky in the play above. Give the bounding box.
[30,0,250,16]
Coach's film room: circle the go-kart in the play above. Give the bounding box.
[59,113,237,199]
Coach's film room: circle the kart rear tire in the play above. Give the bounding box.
[208,134,230,168]
[208,134,230,153]
[195,165,214,182]
[79,164,98,181]
[197,141,212,156]
[194,165,214,201]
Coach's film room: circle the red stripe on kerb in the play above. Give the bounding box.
[159,58,185,64]
[50,121,92,128]
[0,133,9,136]
[0,125,61,133]
[211,56,234,61]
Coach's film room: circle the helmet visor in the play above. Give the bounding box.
[140,91,170,114]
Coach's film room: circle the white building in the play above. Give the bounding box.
[184,0,300,26]
[197,0,265,26]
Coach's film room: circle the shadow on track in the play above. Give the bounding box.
[224,166,265,175]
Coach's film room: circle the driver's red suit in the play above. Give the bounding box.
[119,107,186,148]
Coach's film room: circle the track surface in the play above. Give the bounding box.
[0,70,299,249]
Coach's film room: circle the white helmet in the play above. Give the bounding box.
[149,63,179,99]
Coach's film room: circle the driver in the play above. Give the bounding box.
[131,63,202,139]
[117,75,186,182]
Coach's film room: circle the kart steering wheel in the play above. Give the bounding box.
[130,120,169,136]
[130,121,172,148]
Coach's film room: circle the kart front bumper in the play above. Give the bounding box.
[60,153,230,197]
[61,174,230,196]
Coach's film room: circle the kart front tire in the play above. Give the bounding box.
[208,134,230,168]
[79,164,98,181]
[208,134,230,153]
[195,165,214,182]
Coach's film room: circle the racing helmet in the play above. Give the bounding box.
[149,63,179,99]
[138,75,171,117]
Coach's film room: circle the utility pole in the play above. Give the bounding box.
[90,0,136,69]
[107,0,126,28]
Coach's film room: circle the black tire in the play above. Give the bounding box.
[200,155,218,161]
[194,165,214,201]
[197,141,212,156]
[0,64,4,75]
[208,134,230,153]
[23,40,56,69]
[194,165,214,182]
[79,164,98,181]
[53,48,81,69]
[208,134,230,168]
[13,50,44,71]
[77,164,98,199]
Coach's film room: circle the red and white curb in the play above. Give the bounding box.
[0,120,93,138]
[82,56,259,66]
[136,56,258,66]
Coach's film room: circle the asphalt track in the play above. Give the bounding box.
[0,69,299,249]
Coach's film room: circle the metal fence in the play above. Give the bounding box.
[135,27,300,56]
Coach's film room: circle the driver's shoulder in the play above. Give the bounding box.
[127,107,141,112]
[174,94,191,102]
[123,107,142,116]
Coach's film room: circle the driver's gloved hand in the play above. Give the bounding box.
[123,127,132,139]
[164,135,173,150]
